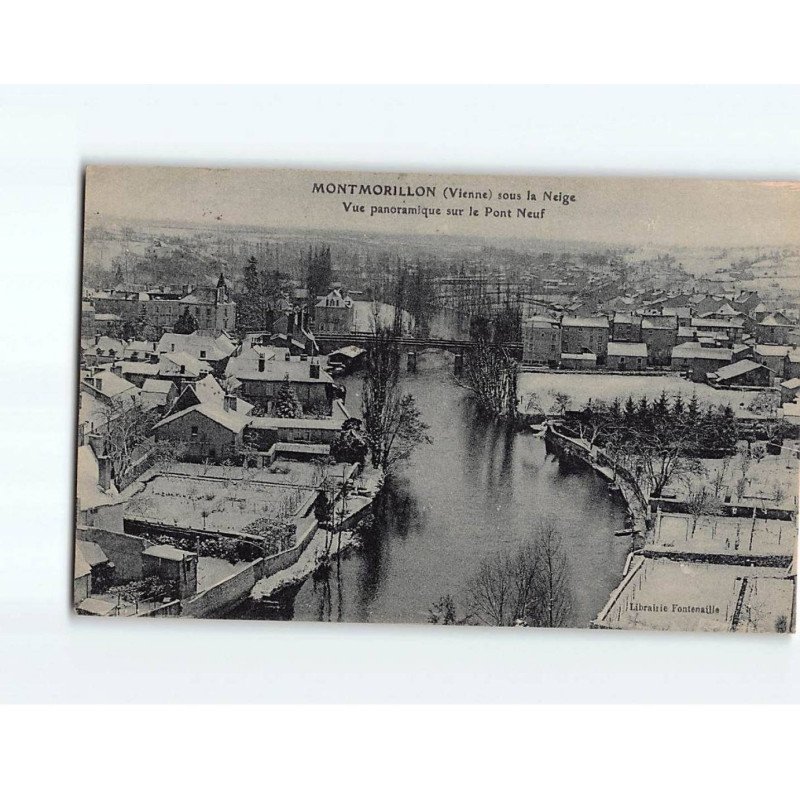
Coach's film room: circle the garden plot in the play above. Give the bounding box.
[125,472,316,534]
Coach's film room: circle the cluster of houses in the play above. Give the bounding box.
[75,297,369,617]
[523,289,800,390]
[82,273,236,338]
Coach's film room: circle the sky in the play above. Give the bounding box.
[85,165,800,249]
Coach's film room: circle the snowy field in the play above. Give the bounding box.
[518,371,762,412]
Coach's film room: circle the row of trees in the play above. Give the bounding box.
[557,392,743,516]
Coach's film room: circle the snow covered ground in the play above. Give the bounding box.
[518,371,762,412]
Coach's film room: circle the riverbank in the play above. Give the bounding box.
[249,465,383,602]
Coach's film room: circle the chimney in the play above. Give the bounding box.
[111,364,122,377]
[94,334,100,345]
[171,343,175,352]
[224,394,237,412]
[309,360,320,379]
[97,455,113,491]
[284,352,291,362]
[152,342,157,351]
[258,355,266,373]
[179,364,185,374]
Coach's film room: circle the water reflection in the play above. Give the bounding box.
[237,366,630,629]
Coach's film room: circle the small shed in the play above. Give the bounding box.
[142,544,198,599]
[560,352,597,370]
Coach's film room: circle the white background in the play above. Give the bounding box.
[1,85,800,704]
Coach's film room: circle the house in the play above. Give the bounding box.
[606,342,647,371]
[327,345,367,374]
[670,343,733,382]
[82,335,126,366]
[124,340,160,361]
[641,316,678,366]
[611,313,642,343]
[89,273,236,336]
[169,373,253,418]
[560,316,609,362]
[244,415,345,450]
[157,351,211,387]
[75,540,113,596]
[157,330,236,375]
[708,359,774,388]
[690,316,744,344]
[152,402,249,462]
[315,288,354,334]
[660,306,692,327]
[140,378,178,411]
[560,352,597,370]
[786,350,800,380]
[522,316,561,365]
[753,344,789,378]
[779,377,800,404]
[75,443,125,533]
[226,356,335,415]
[756,312,794,345]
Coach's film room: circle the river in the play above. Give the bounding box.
[235,351,630,628]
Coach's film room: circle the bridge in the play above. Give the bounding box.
[314,331,523,359]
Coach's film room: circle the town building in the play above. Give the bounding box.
[610,313,642,343]
[606,342,647,371]
[315,288,354,334]
[753,344,790,379]
[140,378,178,411]
[690,316,744,344]
[756,312,794,345]
[522,316,561,365]
[708,359,774,388]
[641,316,678,366]
[779,377,800,405]
[157,330,236,375]
[670,343,733,382]
[560,316,609,362]
[87,273,236,336]
[152,402,249,462]
[226,355,336,416]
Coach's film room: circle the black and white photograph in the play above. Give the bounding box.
[75,165,799,633]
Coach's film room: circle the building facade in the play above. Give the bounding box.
[522,316,561,365]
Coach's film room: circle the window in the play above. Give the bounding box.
[200,350,207,359]
[191,425,198,439]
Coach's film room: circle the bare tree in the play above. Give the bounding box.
[529,521,574,628]
[684,484,723,535]
[362,324,431,473]
[457,340,518,420]
[549,391,572,418]
[464,521,574,628]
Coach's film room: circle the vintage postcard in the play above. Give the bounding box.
[75,166,798,633]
